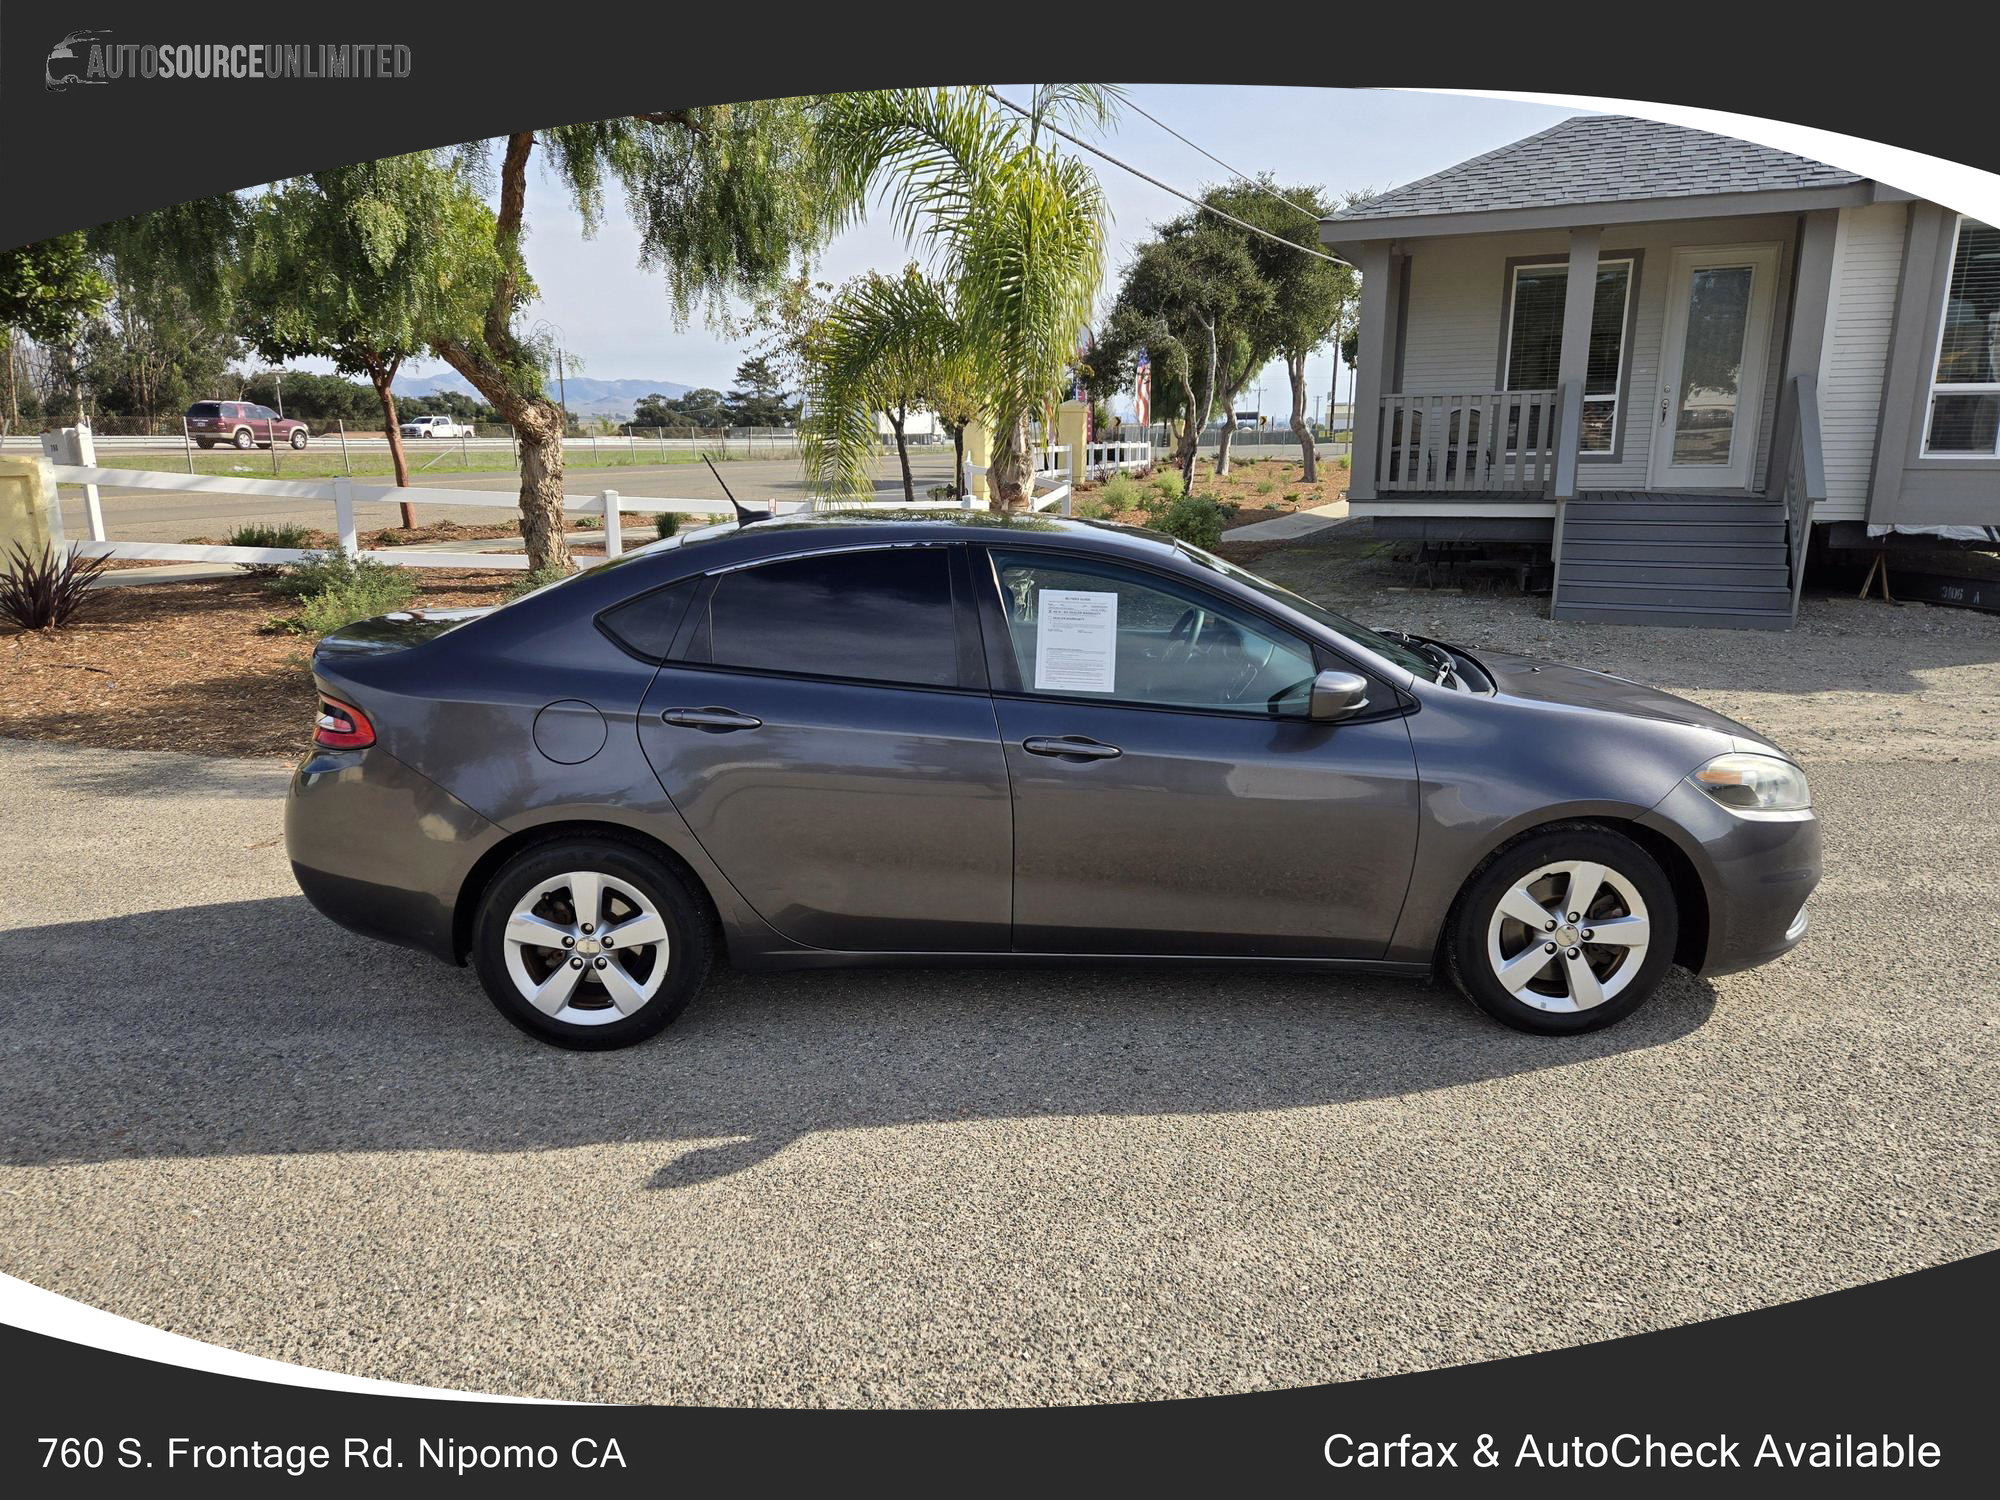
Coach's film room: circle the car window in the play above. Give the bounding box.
[597,578,699,662]
[683,547,959,688]
[188,402,220,419]
[986,550,1319,717]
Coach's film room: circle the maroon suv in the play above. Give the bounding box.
[186,400,310,450]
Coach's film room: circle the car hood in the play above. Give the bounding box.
[1470,648,1789,757]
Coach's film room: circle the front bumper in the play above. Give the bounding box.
[1643,779,1822,976]
[285,746,502,962]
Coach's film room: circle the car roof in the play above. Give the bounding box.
[708,507,1186,563]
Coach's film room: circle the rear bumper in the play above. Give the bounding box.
[285,747,502,963]
[1643,780,1822,977]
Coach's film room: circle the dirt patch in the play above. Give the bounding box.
[1219,521,2000,768]
[1071,456,1349,529]
[0,571,524,758]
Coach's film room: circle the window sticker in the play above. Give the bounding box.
[1033,589,1118,694]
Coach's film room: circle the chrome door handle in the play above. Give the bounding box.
[662,707,763,731]
[1023,735,1122,761]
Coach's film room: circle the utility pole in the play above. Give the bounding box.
[274,369,284,417]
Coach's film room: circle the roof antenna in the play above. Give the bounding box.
[703,455,761,526]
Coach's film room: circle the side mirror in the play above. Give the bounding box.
[1308,669,1371,722]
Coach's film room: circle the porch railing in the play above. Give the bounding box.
[1775,372,1826,622]
[1375,390,1561,492]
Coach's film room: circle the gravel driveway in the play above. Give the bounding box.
[0,560,1994,1407]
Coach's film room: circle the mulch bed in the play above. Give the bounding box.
[0,571,526,758]
[1074,456,1349,530]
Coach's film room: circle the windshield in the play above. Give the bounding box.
[1174,541,1442,681]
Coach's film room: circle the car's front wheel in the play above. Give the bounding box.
[470,838,713,1049]
[1447,826,1677,1034]
[289,428,308,449]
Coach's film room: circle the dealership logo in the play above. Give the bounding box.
[46,31,413,92]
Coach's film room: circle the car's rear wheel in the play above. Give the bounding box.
[195,440,214,449]
[232,427,253,449]
[1446,826,1677,1034]
[470,839,712,1049]
[289,428,308,449]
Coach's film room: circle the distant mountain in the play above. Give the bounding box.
[392,371,693,417]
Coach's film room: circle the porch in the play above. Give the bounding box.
[1335,215,1834,627]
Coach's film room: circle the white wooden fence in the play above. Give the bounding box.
[38,445,1074,578]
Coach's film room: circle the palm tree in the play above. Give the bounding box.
[817,87,1113,511]
[801,266,955,505]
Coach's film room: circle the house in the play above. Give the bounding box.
[1322,115,1997,627]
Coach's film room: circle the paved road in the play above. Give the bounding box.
[0,640,1993,1404]
[61,452,959,543]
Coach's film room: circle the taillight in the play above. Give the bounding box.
[314,695,375,750]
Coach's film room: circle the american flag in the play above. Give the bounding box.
[1134,348,1152,428]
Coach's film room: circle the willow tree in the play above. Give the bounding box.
[238,154,502,524]
[818,87,1111,511]
[440,104,851,571]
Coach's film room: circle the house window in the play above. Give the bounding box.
[1502,258,1634,454]
[1922,216,2000,457]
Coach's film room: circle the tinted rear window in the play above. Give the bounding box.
[598,578,699,662]
[188,403,221,418]
[686,548,958,688]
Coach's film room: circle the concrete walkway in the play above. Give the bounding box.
[1222,499,1350,542]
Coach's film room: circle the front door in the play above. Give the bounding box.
[978,548,1422,958]
[1648,243,1781,489]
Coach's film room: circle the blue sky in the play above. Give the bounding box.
[393,87,1584,416]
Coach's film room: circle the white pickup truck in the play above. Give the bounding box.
[400,414,476,439]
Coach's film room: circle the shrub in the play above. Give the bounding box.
[1148,469,1186,501]
[1255,480,1277,497]
[1069,496,1111,521]
[1159,495,1227,551]
[227,521,313,576]
[263,549,365,603]
[506,561,575,600]
[271,559,417,636]
[0,542,111,630]
[1099,474,1142,513]
[654,511,682,539]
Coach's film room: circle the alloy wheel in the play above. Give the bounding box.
[500,870,671,1025]
[1484,859,1651,1013]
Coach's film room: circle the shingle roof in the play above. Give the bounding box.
[1328,115,1863,224]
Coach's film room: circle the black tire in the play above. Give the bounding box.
[1445,825,1678,1035]
[195,440,214,450]
[232,427,254,449]
[289,428,308,449]
[470,838,713,1050]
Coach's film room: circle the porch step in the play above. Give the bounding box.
[1564,539,1789,567]
[1563,499,1786,525]
[1562,559,1792,588]
[1558,580,1793,612]
[1564,518,1788,545]
[1552,599,1794,630]
[1551,489,1801,630]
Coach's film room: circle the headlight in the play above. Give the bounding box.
[1694,752,1811,813]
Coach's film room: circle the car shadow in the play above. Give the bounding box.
[0,896,1716,1186]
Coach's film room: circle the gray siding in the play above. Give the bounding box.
[1393,214,1800,493]
[1814,202,1907,523]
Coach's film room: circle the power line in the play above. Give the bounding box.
[1116,93,1325,223]
[983,88,1353,268]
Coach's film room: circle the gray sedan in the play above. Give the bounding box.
[286,512,1820,1048]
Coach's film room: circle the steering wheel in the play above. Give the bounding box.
[1160,607,1204,668]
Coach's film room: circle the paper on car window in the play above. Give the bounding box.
[1034,589,1118,693]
